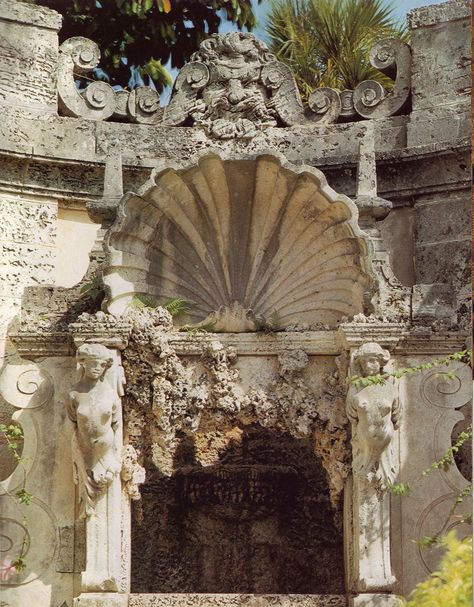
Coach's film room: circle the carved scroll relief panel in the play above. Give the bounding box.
[57,33,411,139]
[396,358,471,595]
[0,357,74,607]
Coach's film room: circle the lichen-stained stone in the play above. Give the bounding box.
[406,0,471,147]
[0,197,57,300]
[0,243,56,297]
[408,0,471,111]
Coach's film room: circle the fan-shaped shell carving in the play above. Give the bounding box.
[103,154,371,330]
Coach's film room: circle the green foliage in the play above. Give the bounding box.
[80,276,104,302]
[0,423,24,462]
[1,422,32,569]
[130,294,190,318]
[130,293,158,309]
[266,0,407,100]
[15,489,33,506]
[403,532,472,607]
[254,310,282,333]
[350,349,472,389]
[388,481,410,496]
[34,0,260,90]
[422,426,473,476]
[163,297,189,317]
[11,556,27,572]
[180,321,217,337]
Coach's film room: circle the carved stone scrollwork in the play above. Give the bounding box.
[307,87,342,124]
[58,37,164,124]
[58,37,116,121]
[127,86,163,124]
[163,62,210,126]
[57,33,411,135]
[353,38,411,119]
[260,62,342,126]
[0,498,57,586]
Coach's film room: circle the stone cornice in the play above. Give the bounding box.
[0,139,469,209]
[408,0,471,29]
[10,326,469,360]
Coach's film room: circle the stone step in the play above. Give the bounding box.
[128,595,347,607]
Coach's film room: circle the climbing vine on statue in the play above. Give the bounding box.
[350,349,472,605]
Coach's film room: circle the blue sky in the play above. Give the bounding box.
[247,0,446,39]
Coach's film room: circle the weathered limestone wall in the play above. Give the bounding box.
[0,194,57,361]
[406,0,472,327]
[0,0,61,113]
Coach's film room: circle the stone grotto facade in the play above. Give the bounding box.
[0,0,471,606]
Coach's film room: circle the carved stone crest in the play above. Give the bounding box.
[163,32,279,138]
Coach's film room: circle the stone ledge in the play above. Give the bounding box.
[0,0,62,30]
[9,327,470,359]
[408,0,471,29]
[128,595,347,607]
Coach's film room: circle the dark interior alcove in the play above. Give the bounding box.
[131,425,345,594]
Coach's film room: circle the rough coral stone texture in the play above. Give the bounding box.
[122,309,347,595]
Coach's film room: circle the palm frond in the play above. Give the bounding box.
[266,0,408,98]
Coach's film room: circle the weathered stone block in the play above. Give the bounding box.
[408,0,471,112]
[415,193,471,245]
[350,595,402,607]
[0,197,56,245]
[0,1,61,112]
[414,240,470,287]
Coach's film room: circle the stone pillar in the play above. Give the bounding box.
[405,1,471,327]
[340,326,404,607]
[406,0,471,147]
[68,323,133,607]
[354,123,411,321]
[0,0,62,113]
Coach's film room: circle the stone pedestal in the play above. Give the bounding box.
[350,594,403,607]
[73,593,129,607]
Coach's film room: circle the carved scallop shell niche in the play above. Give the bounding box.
[103,154,371,331]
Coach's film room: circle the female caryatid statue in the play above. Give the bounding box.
[67,343,122,518]
[346,342,401,491]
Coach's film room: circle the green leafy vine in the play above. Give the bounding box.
[0,423,32,573]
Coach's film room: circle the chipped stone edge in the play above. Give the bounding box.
[408,0,471,29]
[0,0,62,31]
